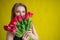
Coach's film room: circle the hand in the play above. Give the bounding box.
[22,30,32,40]
[22,28,38,40]
[23,31,38,40]
[22,32,30,40]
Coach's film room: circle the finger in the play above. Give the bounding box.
[22,37,26,40]
[24,32,30,38]
[27,36,30,40]
[22,35,28,40]
[23,32,28,39]
[23,32,27,38]
[26,33,29,38]
[28,31,32,33]
[29,28,32,31]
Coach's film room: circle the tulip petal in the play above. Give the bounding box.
[4,25,11,31]
[17,16,22,21]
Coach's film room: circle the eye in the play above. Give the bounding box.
[16,11,20,13]
[22,11,25,13]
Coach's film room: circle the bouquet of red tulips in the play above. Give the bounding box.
[4,12,33,38]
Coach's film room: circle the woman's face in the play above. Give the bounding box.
[15,6,26,17]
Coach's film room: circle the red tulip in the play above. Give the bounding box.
[13,16,18,22]
[4,25,11,31]
[17,16,22,21]
[10,21,16,26]
[4,24,16,34]
[27,12,33,17]
[24,12,33,20]
[10,29,16,34]
[9,25,16,34]
[24,14,29,20]
[10,16,18,25]
[9,24,13,27]
[10,19,17,25]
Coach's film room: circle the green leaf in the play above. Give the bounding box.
[21,24,25,32]
[28,37,33,40]
[23,20,27,24]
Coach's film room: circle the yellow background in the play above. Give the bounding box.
[0,0,60,40]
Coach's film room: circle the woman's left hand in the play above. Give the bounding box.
[22,31,37,40]
[27,31,37,40]
[22,31,32,40]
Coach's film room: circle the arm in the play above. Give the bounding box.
[31,24,38,40]
[6,31,14,40]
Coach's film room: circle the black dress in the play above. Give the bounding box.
[14,36,22,40]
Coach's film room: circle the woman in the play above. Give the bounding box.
[6,3,38,40]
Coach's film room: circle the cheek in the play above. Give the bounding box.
[15,13,20,16]
[21,13,25,16]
